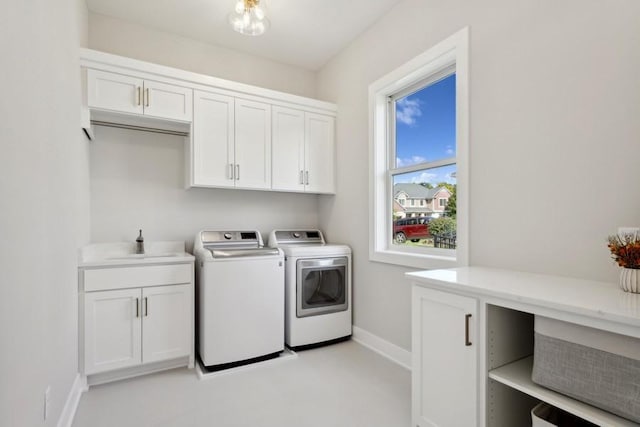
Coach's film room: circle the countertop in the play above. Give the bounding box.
[407,267,640,330]
[79,241,194,268]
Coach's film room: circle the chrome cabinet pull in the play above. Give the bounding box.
[136,87,141,106]
[465,314,472,346]
[144,297,148,317]
[305,171,309,185]
[145,88,150,107]
[135,298,139,318]
[236,164,240,180]
[299,170,304,185]
[228,163,234,180]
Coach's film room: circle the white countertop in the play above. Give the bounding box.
[407,267,640,328]
[79,241,194,268]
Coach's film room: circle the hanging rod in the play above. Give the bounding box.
[90,120,190,137]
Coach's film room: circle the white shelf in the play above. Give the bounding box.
[488,356,639,427]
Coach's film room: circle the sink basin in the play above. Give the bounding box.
[107,253,181,260]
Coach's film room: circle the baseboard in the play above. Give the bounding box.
[352,326,411,370]
[57,373,86,427]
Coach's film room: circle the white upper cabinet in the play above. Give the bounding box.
[87,69,192,122]
[191,91,271,190]
[305,113,335,194]
[272,107,336,194]
[234,99,271,190]
[272,107,306,192]
[192,91,235,187]
[81,49,336,194]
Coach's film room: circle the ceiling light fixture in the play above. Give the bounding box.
[228,0,270,36]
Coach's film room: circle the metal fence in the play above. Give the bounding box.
[433,233,457,249]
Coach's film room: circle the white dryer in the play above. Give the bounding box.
[194,230,284,370]
[268,229,352,349]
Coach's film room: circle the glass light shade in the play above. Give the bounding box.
[228,0,270,36]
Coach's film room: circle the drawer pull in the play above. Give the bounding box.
[465,313,472,346]
[135,298,139,318]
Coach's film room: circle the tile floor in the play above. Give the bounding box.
[72,340,411,427]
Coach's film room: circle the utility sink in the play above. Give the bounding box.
[107,253,181,260]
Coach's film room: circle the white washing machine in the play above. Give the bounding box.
[268,229,352,349]
[194,230,284,370]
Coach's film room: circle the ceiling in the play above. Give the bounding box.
[85,0,404,71]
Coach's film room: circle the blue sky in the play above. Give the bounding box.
[394,73,456,185]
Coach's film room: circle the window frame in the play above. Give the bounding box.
[368,27,469,269]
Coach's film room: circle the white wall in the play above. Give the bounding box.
[0,0,89,425]
[89,126,320,249]
[88,12,317,98]
[317,0,640,350]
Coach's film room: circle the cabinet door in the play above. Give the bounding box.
[305,113,335,194]
[142,284,192,364]
[192,90,235,187]
[234,99,272,189]
[271,106,305,192]
[412,287,477,427]
[84,288,142,375]
[143,80,193,122]
[87,69,144,115]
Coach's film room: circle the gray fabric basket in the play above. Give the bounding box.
[532,317,640,423]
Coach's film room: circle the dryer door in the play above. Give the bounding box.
[296,257,348,318]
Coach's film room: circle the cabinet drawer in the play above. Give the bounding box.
[84,264,192,292]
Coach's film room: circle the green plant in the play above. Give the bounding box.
[429,217,456,236]
[607,233,640,269]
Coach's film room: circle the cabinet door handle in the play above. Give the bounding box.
[135,298,139,318]
[236,164,240,181]
[465,313,472,346]
[228,163,234,180]
[299,170,304,185]
[145,88,150,107]
[144,297,148,317]
[305,171,309,185]
[136,87,141,106]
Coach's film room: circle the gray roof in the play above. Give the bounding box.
[394,183,447,199]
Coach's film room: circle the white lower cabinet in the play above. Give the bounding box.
[412,287,478,427]
[141,284,191,364]
[80,261,194,383]
[84,284,191,375]
[84,288,142,375]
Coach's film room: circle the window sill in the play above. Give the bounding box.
[370,249,458,270]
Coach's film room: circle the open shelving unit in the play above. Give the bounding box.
[489,356,639,427]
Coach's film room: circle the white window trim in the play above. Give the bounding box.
[368,27,469,270]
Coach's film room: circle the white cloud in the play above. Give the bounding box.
[396,97,422,125]
[410,172,437,183]
[445,145,454,155]
[396,155,427,168]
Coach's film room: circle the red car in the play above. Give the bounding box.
[393,217,431,243]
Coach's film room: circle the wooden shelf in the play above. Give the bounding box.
[488,356,639,427]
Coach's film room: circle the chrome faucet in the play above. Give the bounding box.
[135,229,145,254]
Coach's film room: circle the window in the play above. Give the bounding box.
[369,28,469,269]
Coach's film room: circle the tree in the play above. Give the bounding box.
[436,182,455,194]
[419,182,434,189]
[444,185,457,218]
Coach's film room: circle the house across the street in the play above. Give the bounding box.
[393,183,451,219]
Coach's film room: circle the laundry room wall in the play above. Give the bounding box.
[87,13,321,248]
[316,0,640,351]
[1,0,90,425]
[89,126,320,249]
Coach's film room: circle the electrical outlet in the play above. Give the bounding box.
[44,386,51,420]
[618,227,639,238]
